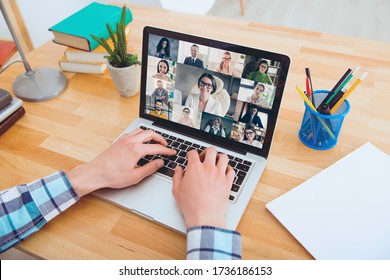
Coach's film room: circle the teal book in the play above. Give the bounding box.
[49,2,132,51]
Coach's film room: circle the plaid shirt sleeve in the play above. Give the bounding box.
[186,226,242,260]
[0,171,79,252]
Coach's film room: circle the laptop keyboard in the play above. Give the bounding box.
[137,126,252,202]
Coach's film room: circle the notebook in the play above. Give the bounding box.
[94,26,291,234]
[266,143,390,260]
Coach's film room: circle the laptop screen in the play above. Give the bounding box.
[140,26,290,158]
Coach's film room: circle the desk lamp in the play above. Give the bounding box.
[0,0,67,102]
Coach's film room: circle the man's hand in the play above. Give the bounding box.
[172,147,235,228]
[67,129,176,197]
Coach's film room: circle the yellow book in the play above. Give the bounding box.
[64,25,130,63]
[59,56,107,74]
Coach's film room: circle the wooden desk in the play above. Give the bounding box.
[1,5,389,260]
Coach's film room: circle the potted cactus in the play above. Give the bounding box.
[91,5,141,97]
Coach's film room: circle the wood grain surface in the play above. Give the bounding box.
[0,5,389,260]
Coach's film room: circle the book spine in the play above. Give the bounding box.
[0,89,13,110]
[0,106,25,136]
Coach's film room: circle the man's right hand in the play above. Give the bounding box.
[172,147,234,229]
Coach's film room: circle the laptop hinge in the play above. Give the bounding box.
[152,122,247,156]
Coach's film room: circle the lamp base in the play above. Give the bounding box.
[13,67,67,102]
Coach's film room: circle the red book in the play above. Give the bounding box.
[0,40,17,67]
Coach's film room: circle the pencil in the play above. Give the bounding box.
[330,72,367,114]
[299,84,316,144]
[296,86,335,139]
[327,66,360,105]
[296,86,316,111]
[317,68,351,110]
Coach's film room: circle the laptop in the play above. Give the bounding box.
[94,26,290,234]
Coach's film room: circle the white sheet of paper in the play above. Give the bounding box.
[266,143,390,259]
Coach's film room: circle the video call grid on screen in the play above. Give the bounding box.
[140,27,289,157]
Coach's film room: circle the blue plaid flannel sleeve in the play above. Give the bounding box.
[186,226,242,260]
[0,171,79,252]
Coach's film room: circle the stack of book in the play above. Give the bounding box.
[48,2,132,74]
[0,89,25,136]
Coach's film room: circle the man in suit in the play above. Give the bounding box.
[183,44,204,69]
[239,105,263,128]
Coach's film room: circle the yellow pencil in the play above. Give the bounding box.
[296,86,316,111]
[296,86,335,139]
[330,72,367,114]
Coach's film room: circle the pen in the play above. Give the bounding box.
[306,77,311,97]
[317,68,352,110]
[296,86,335,139]
[305,68,316,107]
[328,87,347,110]
[330,72,367,114]
[306,76,312,102]
[327,66,360,105]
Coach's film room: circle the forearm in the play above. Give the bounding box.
[0,171,79,252]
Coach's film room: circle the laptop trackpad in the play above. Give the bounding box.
[121,175,186,233]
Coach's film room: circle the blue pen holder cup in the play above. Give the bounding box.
[298,90,350,150]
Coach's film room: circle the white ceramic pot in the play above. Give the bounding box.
[107,62,141,98]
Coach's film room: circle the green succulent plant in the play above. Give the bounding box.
[91,5,141,68]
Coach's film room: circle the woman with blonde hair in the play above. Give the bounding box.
[215,51,235,75]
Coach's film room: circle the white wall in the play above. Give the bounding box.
[0,0,160,49]
[1,0,389,48]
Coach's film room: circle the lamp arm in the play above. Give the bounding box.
[0,0,33,74]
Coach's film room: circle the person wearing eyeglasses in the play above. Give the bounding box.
[246,59,273,85]
[246,83,271,109]
[239,105,263,128]
[178,107,194,127]
[184,73,222,116]
[215,51,235,76]
[240,124,262,148]
[204,117,226,137]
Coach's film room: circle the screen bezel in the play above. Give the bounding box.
[140,26,290,159]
